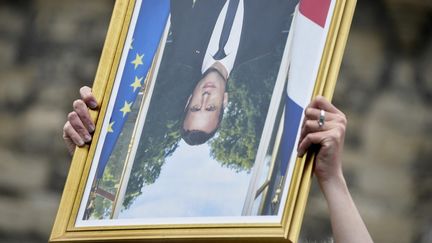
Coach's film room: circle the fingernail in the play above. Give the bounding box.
[78,138,85,146]
[297,149,304,157]
[84,135,92,142]
[89,101,98,109]
[89,124,95,133]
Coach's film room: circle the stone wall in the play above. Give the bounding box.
[0,1,114,242]
[0,0,430,242]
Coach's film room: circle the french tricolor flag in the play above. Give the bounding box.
[280,0,333,176]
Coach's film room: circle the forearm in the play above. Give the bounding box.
[299,97,371,241]
[319,173,373,243]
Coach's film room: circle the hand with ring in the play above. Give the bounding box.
[298,96,347,185]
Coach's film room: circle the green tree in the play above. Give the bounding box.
[210,51,283,172]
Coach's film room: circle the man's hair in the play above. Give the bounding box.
[180,67,227,145]
[180,108,224,145]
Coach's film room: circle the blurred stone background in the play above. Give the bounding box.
[0,0,430,242]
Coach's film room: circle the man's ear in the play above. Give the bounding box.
[184,95,192,111]
[223,92,228,109]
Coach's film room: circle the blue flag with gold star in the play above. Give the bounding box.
[96,0,170,179]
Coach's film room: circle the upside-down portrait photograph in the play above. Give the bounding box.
[78,0,301,225]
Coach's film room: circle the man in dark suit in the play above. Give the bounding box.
[164,0,298,145]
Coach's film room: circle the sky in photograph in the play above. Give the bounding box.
[118,140,252,219]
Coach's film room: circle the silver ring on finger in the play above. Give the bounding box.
[318,109,325,128]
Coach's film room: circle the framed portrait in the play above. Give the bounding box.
[51,0,356,242]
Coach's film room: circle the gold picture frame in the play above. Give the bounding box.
[50,0,356,242]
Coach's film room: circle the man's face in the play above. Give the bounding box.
[183,70,228,134]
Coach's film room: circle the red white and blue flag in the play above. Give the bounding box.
[279,0,333,176]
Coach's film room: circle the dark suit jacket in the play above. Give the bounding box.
[169,0,297,71]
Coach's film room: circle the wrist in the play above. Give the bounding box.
[317,170,347,195]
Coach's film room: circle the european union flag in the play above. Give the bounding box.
[96,0,170,180]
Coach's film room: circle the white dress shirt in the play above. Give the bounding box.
[201,0,244,77]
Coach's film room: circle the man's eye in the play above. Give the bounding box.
[190,106,200,112]
[206,105,216,111]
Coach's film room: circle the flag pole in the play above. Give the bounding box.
[110,59,155,219]
[241,7,296,215]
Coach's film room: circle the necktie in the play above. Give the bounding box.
[213,0,240,60]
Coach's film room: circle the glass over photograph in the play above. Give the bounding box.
[76,0,306,226]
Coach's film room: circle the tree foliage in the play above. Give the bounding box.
[209,52,282,172]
